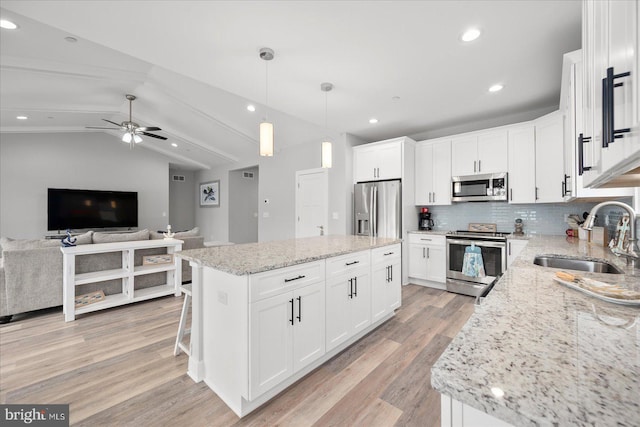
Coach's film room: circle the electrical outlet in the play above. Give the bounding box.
[564,213,569,222]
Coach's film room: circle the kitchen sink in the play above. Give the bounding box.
[533,255,624,274]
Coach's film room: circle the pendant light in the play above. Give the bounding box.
[320,82,333,168]
[259,47,274,157]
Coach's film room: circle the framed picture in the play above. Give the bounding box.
[200,180,220,207]
[142,254,174,265]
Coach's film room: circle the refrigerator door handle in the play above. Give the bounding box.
[372,186,378,237]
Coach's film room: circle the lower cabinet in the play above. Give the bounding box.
[408,234,446,285]
[441,394,514,427]
[371,244,402,322]
[506,239,528,268]
[249,281,325,398]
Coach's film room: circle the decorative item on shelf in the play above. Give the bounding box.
[75,290,105,308]
[320,82,334,168]
[199,180,220,207]
[163,225,175,239]
[514,218,524,236]
[61,229,77,247]
[142,254,174,265]
[609,214,631,252]
[259,47,275,157]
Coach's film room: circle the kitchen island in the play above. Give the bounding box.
[177,235,401,417]
[431,235,640,426]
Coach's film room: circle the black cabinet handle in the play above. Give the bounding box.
[562,174,571,197]
[383,252,394,256]
[289,298,294,325]
[345,260,360,266]
[603,67,631,148]
[578,133,592,176]
[386,265,390,282]
[389,265,393,282]
[348,278,353,299]
[354,277,358,297]
[296,296,301,322]
[284,274,306,283]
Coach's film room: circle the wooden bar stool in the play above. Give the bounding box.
[174,283,192,356]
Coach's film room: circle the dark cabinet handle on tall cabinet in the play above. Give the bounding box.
[602,67,631,148]
[578,133,592,176]
[296,296,301,322]
[289,298,294,325]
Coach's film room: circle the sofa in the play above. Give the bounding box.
[0,228,204,322]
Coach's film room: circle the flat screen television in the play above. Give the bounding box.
[48,188,138,231]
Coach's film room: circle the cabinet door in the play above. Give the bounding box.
[292,282,325,372]
[350,271,372,334]
[387,260,402,311]
[477,131,508,174]
[508,125,536,204]
[535,113,565,203]
[376,142,402,180]
[371,262,391,322]
[354,147,377,182]
[250,292,294,398]
[507,240,528,268]
[325,276,352,351]
[414,143,434,205]
[432,140,452,205]
[425,244,446,284]
[451,136,478,176]
[408,243,428,280]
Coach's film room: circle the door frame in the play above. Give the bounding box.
[295,168,329,238]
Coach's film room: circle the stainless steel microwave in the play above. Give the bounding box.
[451,172,508,202]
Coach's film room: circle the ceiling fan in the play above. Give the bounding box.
[87,94,167,143]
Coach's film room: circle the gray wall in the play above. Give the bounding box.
[229,166,258,243]
[169,168,196,232]
[0,132,171,239]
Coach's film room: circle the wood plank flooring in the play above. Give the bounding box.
[0,285,474,426]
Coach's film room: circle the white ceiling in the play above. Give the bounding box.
[0,1,581,170]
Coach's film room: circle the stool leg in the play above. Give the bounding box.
[174,293,190,356]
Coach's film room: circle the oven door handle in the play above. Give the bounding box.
[446,239,506,249]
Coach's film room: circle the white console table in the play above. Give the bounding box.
[61,239,183,321]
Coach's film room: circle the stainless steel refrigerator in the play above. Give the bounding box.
[354,180,402,239]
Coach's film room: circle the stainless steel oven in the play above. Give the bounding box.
[445,232,507,297]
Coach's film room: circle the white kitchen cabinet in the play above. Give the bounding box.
[408,234,446,287]
[354,139,402,182]
[371,244,402,322]
[507,124,536,203]
[415,139,452,205]
[451,130,508,176]
[534,111,566,203]
[249,280,325,399]
[441,394,514,427]
[506,239,528,268]
[581,0,639,188]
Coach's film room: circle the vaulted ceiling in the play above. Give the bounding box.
[0,1,581,170]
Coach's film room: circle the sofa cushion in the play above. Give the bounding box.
[92,229,150,244]
[73,230,93,245]
[150,227,200,240]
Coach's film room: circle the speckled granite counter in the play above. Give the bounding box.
[177,235,400,275]
[431,235,640,426]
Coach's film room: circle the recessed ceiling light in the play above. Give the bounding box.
[171,143,178,148]
[0,19,18,30]
[489,84,504,93]
[461,28,481,42]
[16,115,28,120]
[247,104,256,112]
[369,118,379,124]
[392,96,400,101]
[64,36,78,43]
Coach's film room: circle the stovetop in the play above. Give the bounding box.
[446,230,510,240]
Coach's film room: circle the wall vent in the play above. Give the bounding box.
[172,175,186,182]
[243,172,255,179]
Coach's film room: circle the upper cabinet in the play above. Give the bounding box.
[534,111,566,203]
[451,130,508,176]
[581,0,639,188]
[415,139,452,206]
[354,139,403,182]
[508,124,536,203]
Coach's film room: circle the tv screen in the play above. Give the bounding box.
[48,188,138,231]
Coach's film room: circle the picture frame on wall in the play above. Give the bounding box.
[200,180,220,207]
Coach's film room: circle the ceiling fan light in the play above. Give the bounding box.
[260,121,274,156]
[122,132,132,143]
[133,134,143,143]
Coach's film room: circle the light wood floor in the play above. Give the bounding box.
[0,285,474,426]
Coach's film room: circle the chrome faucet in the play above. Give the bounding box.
[582,201,638,266]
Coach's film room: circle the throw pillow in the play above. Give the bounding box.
[150,227,200,240]
[92,229,150,244]
[73,230,93,245]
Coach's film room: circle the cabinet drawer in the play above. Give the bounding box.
[371,244,401,264]
[408,233,445,246]
[326,250,371,278]
[250,260,325,302]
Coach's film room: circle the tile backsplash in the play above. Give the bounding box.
[421,199,634,236]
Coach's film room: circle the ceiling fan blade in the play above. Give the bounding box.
[102,119,123,127]
[86,126,121,130]
[141,132,167,140]
[137,126,161,132]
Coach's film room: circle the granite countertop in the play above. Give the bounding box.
[431,235,640,426]
[177,235,400,275]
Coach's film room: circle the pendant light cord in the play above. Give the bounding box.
[265,60,269,121]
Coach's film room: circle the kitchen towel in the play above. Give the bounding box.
[462,244,486,278]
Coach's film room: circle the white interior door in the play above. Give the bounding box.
[295,168,328,238]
